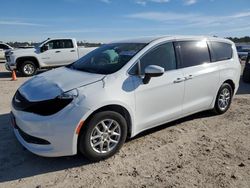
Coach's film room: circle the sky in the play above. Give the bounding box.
[0,0,250,42]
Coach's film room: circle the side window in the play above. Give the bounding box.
[0,44,9,50]
[209,41,232,62]
[45,40,59,50]
[45,40,73,50]
[140,42,177,74]
[176,40,210,68]
[60,40,74,48]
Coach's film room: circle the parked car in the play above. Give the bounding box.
[0,42,13,62]
[243,52,250,83]
[5,38,97,76]
[236,45,250,61]
[11,36,241,161]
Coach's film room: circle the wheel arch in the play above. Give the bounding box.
[78,104,133,139]
[223,79,235,94]
[76,104,133,154]
[16,56,40,70]
[211,79,236,109]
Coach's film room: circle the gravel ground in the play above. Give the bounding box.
[0,63,250,188]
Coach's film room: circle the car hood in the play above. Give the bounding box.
[18,67,105,102]
[9,48,37,55]
[11,48,37,53]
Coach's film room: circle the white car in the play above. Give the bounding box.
[11,36,241,161]
[0,43,13,62]
[5,38,96,76]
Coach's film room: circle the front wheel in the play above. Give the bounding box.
[79,111,127,161]
[19,60,37,77]
[213,83,233,114]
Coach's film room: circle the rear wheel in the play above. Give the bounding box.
[79,111,127,161]
[213,83,233,114]
[19,60,37,77]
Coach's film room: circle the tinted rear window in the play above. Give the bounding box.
[175,40,210,68]
[209,41,233,62]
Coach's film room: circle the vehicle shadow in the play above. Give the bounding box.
[0,71,11,78]
[0,113,91,183]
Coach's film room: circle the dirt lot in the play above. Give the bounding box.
[0,63,250,188]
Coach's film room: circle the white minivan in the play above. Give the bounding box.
[11,36,241,161]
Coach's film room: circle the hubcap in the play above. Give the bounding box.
[218,88,231,111]
[90,119,121,154]
[23,64,35,75]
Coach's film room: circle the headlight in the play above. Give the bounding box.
[6,51,14,55]
[58,89,78,99]
[13,90,78,116]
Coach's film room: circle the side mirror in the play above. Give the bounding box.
[41,45,49,52]
[143,65,164,84]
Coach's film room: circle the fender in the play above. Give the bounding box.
[16,56,40,69]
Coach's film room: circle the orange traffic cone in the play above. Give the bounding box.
[11,70,17,81]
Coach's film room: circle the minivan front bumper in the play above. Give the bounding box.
[11,101,91,157]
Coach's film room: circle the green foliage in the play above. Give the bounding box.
[226,36,250,43]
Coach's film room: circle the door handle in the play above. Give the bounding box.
[173,77,186,83]
[186,75,193,80]
[55,51,61,53]
[70,50,76,52]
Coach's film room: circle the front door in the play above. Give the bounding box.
[40,39,78,67]
[132,42,185,133]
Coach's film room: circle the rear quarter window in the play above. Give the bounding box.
[175,40,210,68]
[209,41,233,62]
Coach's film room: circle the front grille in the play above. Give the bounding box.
[13,90,73,116]
[15,125,51,145]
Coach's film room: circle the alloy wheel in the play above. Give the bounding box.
[90,119,121,154]
[23,64,35,75]
[218,88,231,111]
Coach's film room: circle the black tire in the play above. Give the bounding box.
[213,83,233,114]
[19,60,37,77]
[79,111,127,161]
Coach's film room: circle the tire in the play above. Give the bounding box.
[19,60,37,77]
[79,111,127,161]
[213,83,233,114]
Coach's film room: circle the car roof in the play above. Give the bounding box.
[47,38,76,41]
[112,35,233,44]
[112,36,169,44]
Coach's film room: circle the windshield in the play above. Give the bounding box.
[35,38,50,48]
[69,43,147,74]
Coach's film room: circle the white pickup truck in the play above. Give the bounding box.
[5,38,97,76]
[0,43,13,62]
